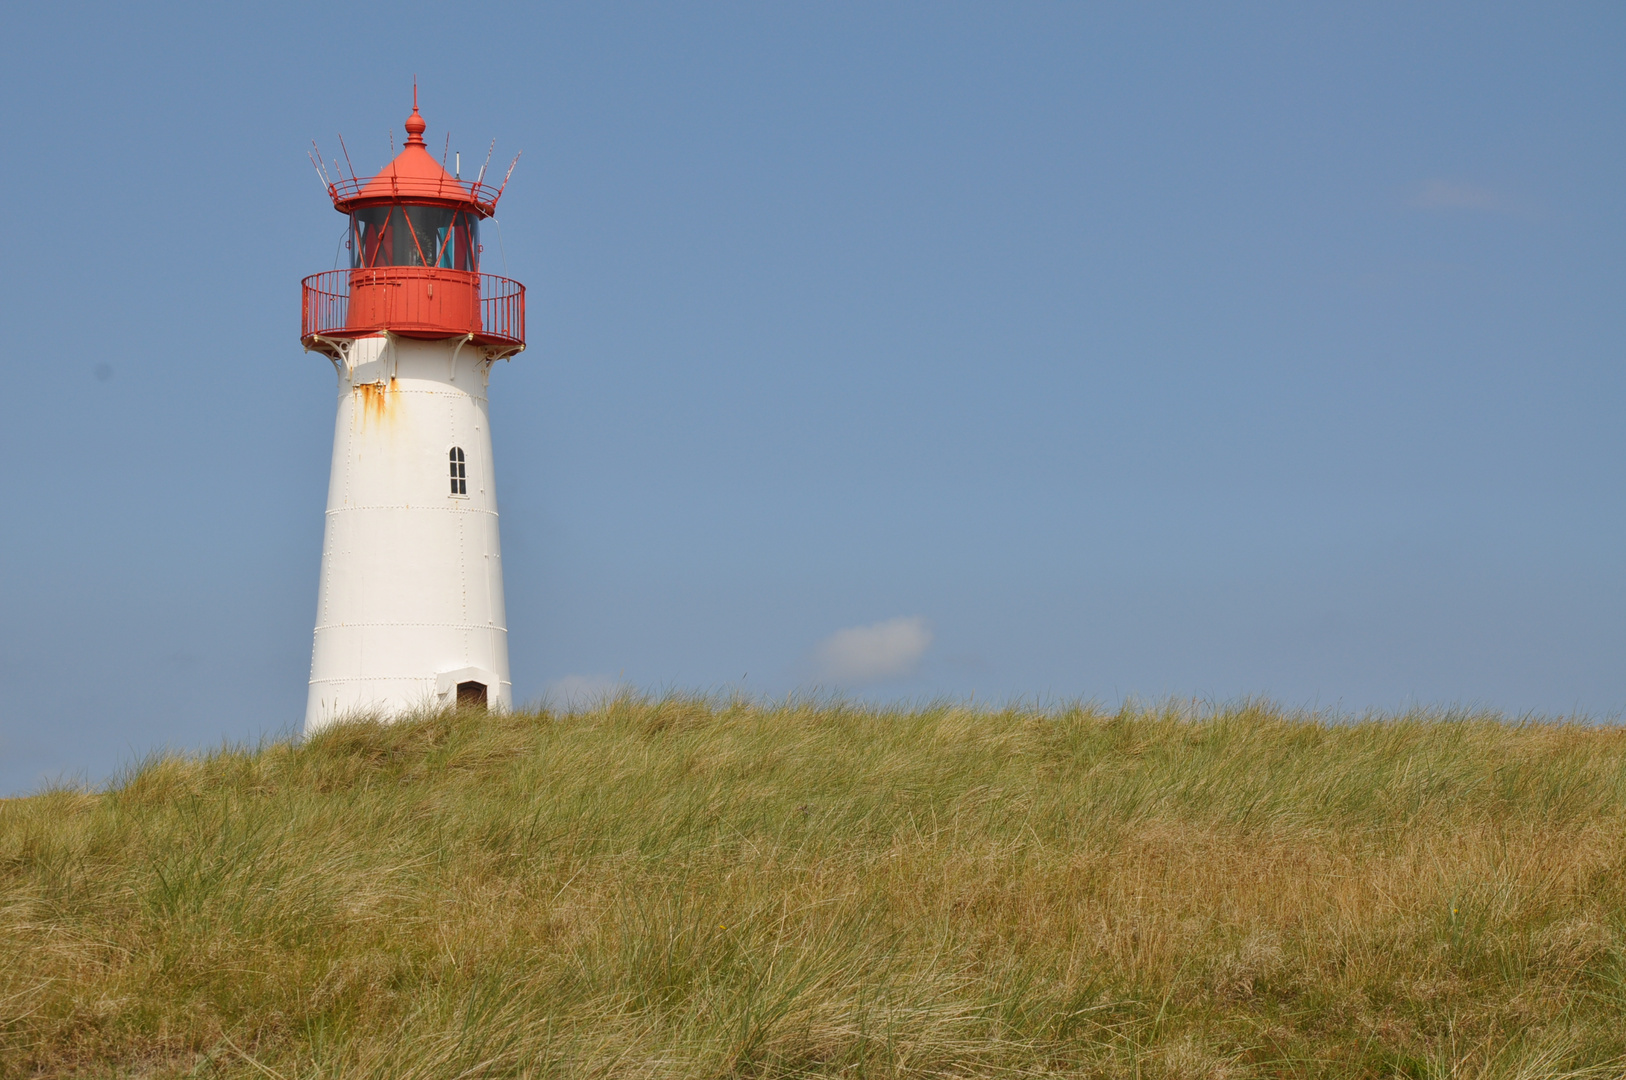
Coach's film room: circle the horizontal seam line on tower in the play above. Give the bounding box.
[325,506,498,514]
[308,677,513,685]
[343,386,484,393]
[314,622,507,630]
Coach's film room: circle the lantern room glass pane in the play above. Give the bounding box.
[351,207,478,271]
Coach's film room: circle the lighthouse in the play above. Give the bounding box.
[300,99,525,732]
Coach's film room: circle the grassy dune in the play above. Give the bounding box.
[4,699,1626,1078]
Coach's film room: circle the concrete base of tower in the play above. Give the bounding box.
[304,333,512,734]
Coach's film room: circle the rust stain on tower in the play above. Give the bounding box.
[354,378,397,426]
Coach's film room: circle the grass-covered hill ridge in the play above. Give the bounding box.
[4,699,1626,1078]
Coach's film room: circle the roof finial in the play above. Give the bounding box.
[404,80,426,146]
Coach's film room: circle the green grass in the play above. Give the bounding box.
[4,698,1626,1078]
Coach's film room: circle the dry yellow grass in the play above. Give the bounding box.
[3,698,1625,1078]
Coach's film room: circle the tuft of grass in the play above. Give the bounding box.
[3,697,1626,1078]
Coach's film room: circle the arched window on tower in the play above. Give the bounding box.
[449,447,467,495]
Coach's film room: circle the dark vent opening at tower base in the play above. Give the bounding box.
[456,681,488,709]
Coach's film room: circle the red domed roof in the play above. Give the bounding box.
[327,103,505,217]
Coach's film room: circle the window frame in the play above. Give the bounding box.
[448,446,468,497]
[352,206,480,271]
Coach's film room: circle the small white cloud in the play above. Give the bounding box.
[812,616,933,686]
[546,674,626,709]
[1410,179,1507,212]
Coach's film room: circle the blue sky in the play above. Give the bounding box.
[1,3,1622,793]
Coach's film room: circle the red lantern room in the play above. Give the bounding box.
[301,98,525,359]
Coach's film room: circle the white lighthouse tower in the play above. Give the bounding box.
[300,99,526,732]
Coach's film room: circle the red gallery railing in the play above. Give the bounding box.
[326,174,507,217]
[477,273,526,346]
[301,268,525,352]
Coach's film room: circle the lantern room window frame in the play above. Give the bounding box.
[351,205,479,272]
